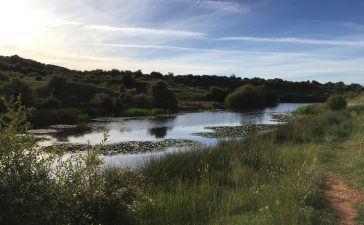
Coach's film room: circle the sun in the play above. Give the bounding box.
[0,0,45,46]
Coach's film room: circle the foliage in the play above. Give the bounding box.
[225,84,278,110]
[326,94,347,110]
[121,108,167,117]
[77,113,91,123]
[30,108,82,126]
[151,81,178,111]
[275,109,352,143]
[0,78,34,106]
[91,93,115,112]
[0,72,9,81]
[40,95,62,108]
[1,54,362,126]
[208,86,230,102]
[0,97,149,225]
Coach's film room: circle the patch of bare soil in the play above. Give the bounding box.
[325,172,362,225]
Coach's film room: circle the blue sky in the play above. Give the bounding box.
[0,0,363,83]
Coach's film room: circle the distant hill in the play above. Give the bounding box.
[0,54,363,104]
[0,55,70,75]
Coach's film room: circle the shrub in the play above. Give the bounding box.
[151,81,178,111]
[35,76,43,81]
[40,95,62,108]
[132,94,151,108]
[30,108,81,126]
[0,72,9,81]
[122,108,167,117]
[77,113,90,123]
[0,98,149,224]
[326,94,347,110]
[47,76,67,99]
[91,93,114,111]
[0,78,34,106]
[209,86,230,102]
[295,104,324,116]
[225,84,278,110]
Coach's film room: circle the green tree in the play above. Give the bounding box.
[151,81,178,111]
[48,76,67,99]
[0,78,34,106]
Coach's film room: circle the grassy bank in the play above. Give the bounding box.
[138,99,357,225]
[320,94,364,223]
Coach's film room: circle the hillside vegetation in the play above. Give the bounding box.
[0,55,362,126]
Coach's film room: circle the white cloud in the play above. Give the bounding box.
[47,19,81,27]
[84,25,206,38]
[220,36,364,47]
[190,0,250,13]
[336,22,364,32]
[93,43,323,57]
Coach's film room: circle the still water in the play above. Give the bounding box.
[37,103,307,167]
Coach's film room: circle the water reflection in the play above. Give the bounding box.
[37,103,308,146]
[51,126,92,142]
[148,126,171,139]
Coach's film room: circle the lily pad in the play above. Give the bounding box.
[42,139,198,155]
[193,124,277,138]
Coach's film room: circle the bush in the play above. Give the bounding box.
[326,94,347,110]
[30,108,81,126]
[132,94,151,108]
[209,86,230,102]
[0,72,9,81]
[91,93,114,112]
[77,113,90,123]
[295,104,324,116]
[0,78,34,106]
[121,108,167,117]
[225,84,278,110]
[151,81,178,111]
[0,98,149,224]
[40,95,62,108]
[35,76,43,81]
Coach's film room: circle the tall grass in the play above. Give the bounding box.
[121,108,168,117]
[139,105,352,225]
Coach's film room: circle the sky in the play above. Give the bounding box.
[0,0,363,83]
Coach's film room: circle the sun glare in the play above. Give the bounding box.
[0,1,45,46]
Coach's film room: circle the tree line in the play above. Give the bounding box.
[0,55,362,126]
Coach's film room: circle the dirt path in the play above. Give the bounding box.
[325,172,362,225]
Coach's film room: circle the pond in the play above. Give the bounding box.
[34,103,308,167]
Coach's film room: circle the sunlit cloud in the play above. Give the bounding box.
[47,19,81,27]
[84,25,206,38]
[92,43,325,57]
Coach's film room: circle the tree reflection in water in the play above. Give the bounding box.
[148,126,171,139]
